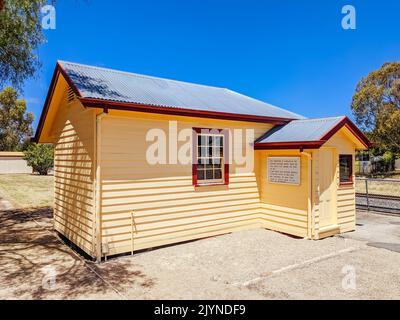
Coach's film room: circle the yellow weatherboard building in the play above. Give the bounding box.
[34,61,371,261]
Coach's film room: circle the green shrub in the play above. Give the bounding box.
[23,143,54,175]
[382,151,394,165]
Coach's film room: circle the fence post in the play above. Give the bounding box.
[365,179,370,211]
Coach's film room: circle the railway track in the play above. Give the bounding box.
[356,193,400,214]
[356,193,400,201]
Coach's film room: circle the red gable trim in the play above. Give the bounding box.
[32,62,83,143]
[80,98,294,125]
[57,62,83,97]
[254,116,372,150]
[32,66,60,143]
[319,116,372,149]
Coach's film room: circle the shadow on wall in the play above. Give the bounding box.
[0,207,155,299]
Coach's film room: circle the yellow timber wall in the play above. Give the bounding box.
[255,128,357,240]
[319,129,357,234]
[50,79,96,256]
[99,110,273,256]
[255,150,310,238]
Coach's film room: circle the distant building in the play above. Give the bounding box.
[0,152,32,174]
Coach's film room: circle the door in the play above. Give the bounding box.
[319,149,336,228]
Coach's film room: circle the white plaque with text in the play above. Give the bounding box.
[268,157,300,185]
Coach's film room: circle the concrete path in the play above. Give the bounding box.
[341,210,400,253]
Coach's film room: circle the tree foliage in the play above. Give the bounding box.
[351,62,400,154]
[0,0,46,89]
[0,86,33,151]
[23,143,53,175]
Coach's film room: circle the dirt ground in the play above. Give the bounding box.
[0,206,399,300]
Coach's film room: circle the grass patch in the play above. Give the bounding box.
[0,174,53,208]
[356,178,400,197]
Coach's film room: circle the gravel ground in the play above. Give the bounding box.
[1,207,399,300]
[356,196,400,213]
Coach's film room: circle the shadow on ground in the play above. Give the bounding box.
[0,207,154,299]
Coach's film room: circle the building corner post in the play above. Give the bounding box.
[301,150,314,239]
[94,110,106,262]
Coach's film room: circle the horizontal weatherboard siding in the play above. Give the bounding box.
[99,111,271,255]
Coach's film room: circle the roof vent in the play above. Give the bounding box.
[66,87,76,103]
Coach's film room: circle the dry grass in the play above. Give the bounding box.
[0,174,53,208]
[356,178,400,197]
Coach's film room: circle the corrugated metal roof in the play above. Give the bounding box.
[58,61,304,120]
[256,116,345,143]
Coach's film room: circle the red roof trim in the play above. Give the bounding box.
[80,98,293,125]
[57,62,83,97]
[254,141,325,150]
[319,116,372,148]
[254,116,372,150]
[32,66,60,142]
[33,62,84,143]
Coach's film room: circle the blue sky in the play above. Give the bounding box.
[23,0,400,129]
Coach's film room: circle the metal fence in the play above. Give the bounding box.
[355,177,400,214]
[355,161,395,176]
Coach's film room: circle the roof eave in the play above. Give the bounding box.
[254,141,325,150]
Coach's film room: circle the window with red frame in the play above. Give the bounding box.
[339,154,353,184]
[193,128,228,186]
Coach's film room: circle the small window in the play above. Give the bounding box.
[193,128,228,186]
[339,155,353,184]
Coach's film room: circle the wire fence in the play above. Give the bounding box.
[355,177,400,214]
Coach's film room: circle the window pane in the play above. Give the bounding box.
[213,147,223,157]
[208,146,212,157]
[206,170,213,180]
[215,136,223,147]
[197,163,205,170]
[199,135,206,146]
[212,157,221,165]
[199,147,208,157]
[197,170,205,181]
[214,169,222,180]
[339,155,352,183]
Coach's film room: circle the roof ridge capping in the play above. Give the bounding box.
[289,115,345,123]
[57,60,229,91]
